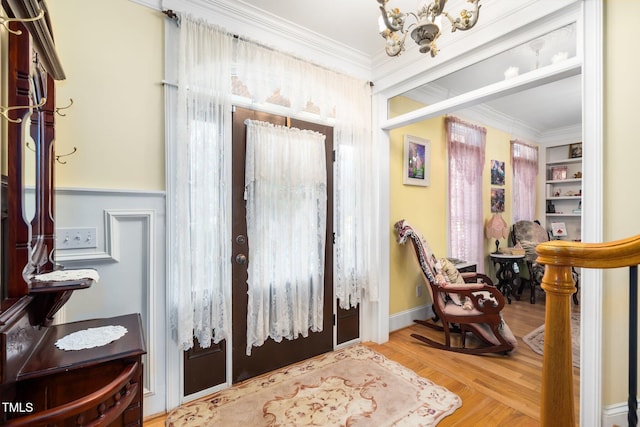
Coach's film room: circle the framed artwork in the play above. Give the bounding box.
[403,135,430,186]
[551,166,567,181]
[569,142,582,159]
[551,222,568,237]
[490,159,505,185]
[490,188,505,213]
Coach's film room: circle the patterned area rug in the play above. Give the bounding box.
[167,345,462,426]
[523,311,580,368]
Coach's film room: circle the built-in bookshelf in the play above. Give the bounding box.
[545,143,582,241]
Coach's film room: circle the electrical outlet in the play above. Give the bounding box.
[56,227,97,250]
[416,284,422,298]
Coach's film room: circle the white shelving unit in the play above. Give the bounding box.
[545,145,582,241]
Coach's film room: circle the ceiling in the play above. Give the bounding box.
[237,0,582,142]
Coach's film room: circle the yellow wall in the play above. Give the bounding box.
[389,113,447,315]
[602,0,640,406]
[48,0,165,190]
[388,98,521,315]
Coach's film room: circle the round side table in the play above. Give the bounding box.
[489,253,525,304]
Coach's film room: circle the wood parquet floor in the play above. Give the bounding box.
[146,298,580,426]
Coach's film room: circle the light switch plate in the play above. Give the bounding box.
[56,227,97,250]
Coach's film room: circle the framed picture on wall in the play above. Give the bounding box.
[551,222,568,237]
[569,142,582,159]
[490,188,505,212]
[403,135,430,187]
[491,159,505,185]
[551,166,568,181]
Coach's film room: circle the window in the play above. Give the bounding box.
[446,117,486,269]
[511,140,538,222]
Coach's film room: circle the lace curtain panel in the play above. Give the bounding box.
[170,16,233,350]
[446,116,487,270]
[244,120,327,355]
[511,140,539,222]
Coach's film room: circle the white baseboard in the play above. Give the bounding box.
[389,304,434,332]
[602,401,637,426]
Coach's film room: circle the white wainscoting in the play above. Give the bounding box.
[388,304,433,333]
[602,402,638,426]
[53,187,166,417]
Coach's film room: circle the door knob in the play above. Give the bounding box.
[235,254,247,265]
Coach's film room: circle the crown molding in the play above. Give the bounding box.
[129,0,161,9]
[536,124,582,146]
[405,81,579,144]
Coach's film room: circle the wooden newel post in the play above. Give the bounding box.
[540,263,576,426]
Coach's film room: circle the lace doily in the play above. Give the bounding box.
[55,325,127,351]
[33,269,100,283]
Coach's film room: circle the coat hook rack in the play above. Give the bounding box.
[55,98,74,116]
[55,147,77,164]
[0,9,45,35]
[26,142,78,165]
[0,97,46,123]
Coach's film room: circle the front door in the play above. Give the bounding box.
[231,107,334,383]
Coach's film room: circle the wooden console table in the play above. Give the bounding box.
[2,313,146,426]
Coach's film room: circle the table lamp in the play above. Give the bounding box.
[485,213,509,254]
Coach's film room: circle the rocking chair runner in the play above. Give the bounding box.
[394,220,517,355]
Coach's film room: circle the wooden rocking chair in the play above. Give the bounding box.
[394,220,517,355]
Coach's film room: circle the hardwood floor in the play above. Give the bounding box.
[366,300,580,425]
[145,298,580,426]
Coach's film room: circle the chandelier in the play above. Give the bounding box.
[377,0,481,57]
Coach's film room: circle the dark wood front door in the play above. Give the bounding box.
[231,107,334,383]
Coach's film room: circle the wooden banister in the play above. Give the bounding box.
[536,235,640,426]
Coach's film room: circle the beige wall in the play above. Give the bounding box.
[388,98,522,315]
[48,0,165,191]
[602,0,640,406]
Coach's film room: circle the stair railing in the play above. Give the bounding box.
[536,235,640,426]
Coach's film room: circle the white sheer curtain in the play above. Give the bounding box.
[511,140,539,222]
[244,120,327,355]
[334,119,377,308]
[170,15,232,350]
[446,116,487,270]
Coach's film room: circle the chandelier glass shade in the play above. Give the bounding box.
[377,0,481,57]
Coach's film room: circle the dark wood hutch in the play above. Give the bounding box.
[1,1,145,425]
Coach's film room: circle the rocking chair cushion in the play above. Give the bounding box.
[440,258,465,284]
[439,258,468,306]
[442,301,489,317]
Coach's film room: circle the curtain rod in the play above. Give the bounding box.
[162,9,178,22]
[161,9,374,88]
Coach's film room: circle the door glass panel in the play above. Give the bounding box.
[244,120,327,355]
